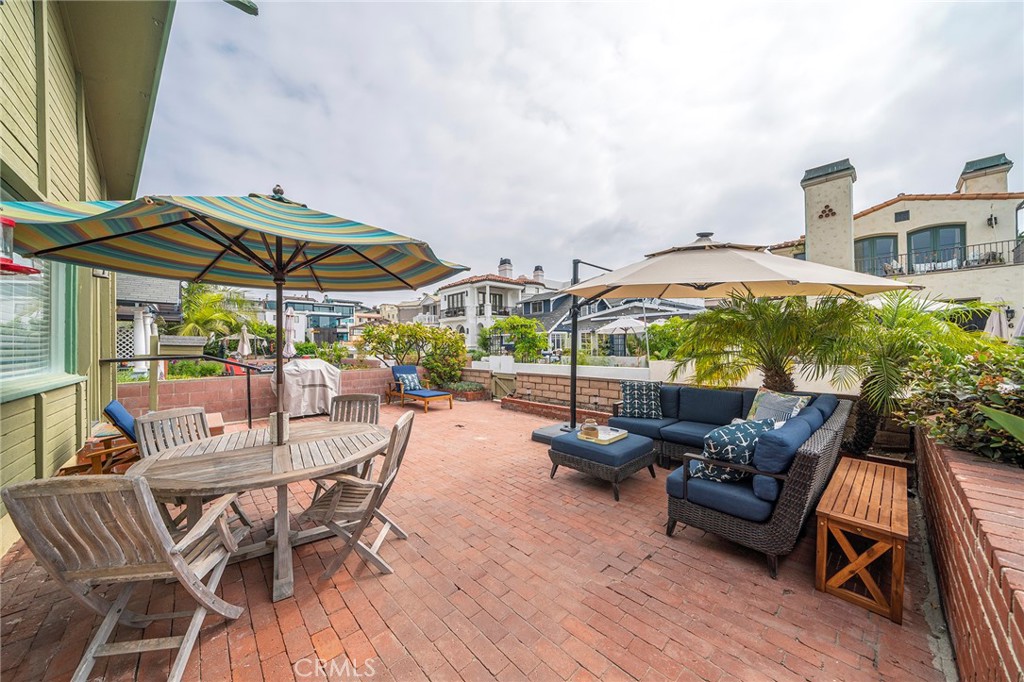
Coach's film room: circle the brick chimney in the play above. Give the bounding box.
[498,258,513,278]
[956,154,1012,194]
[801,159,856,271]
[533,265,544,283]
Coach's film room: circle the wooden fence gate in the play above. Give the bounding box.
[492,373,516,400]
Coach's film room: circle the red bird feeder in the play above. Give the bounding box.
[1,216,41,275]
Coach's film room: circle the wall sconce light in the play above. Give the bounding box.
[1007,308,1016,321]
[987,214,998,227]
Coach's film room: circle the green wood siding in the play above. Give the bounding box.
[0,0,39,188]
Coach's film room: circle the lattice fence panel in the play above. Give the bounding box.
[116,323,135,358]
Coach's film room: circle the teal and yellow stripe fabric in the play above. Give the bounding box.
[1,195,467,291]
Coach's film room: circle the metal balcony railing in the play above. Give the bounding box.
[413,313,438,324]
[442,307,465,318]
[855,239,1022,277]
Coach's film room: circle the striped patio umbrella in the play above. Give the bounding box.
[2,191,467,442]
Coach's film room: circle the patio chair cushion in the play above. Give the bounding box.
[809,393,839,421]
[666,465,774,523]
[103,400,136,442]
[660,386,681,420]
[692,418,776,483]
[550,432,654,468]
[404,389,449,399]
[794,405,824,432]
[677,387,745,425]
[608,416,678,440]
[399,373,424,391]
[659,420,721,447]
[746,388,810,421]
[620,381,663,419]
[752,418,812,474]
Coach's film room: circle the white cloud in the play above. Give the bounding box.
[140,1,1024,304]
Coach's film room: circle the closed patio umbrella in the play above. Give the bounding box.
[3,191,467,443]
[558,232,913,428]
[282,308,297,358]
[984,307,1010,340]
[237,324,252,358]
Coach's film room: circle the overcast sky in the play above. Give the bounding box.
[138,1,1024,305]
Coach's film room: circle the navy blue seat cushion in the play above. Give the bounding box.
[659,420,721,447]
[666,465,774,523]
[752,474,781,502]
[809,393,839,421]
[677,387,745,425]
[104,400,136,442]
[405,389,449,398]
[660,386,680,420]
[740,389,757,421]
[551,432,654,468]
[794,405,824,432]
[608,416,678,440]
[693,418,776,483]
[752,418,812,474]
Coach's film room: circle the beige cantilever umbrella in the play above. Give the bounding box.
[558,232,913,428]
[565,232,913,300]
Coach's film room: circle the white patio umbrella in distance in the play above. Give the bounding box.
[558,232,914,428]
[984,307,1011,340]
[595,317,648,335]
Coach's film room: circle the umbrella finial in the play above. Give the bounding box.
[695,232,714,240]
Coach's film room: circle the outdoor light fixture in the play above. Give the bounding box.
[987,214,998,227]
[0,216,40,275]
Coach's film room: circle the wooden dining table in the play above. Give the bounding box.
[127,421,390,601]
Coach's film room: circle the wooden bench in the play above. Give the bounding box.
[815,457,908,624]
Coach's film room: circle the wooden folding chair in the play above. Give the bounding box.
[136,407,252,528]
[311,394,383,503]
[301,411,413,577]
[1,476,248,682]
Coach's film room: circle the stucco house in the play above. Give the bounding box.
[773,154,1024,331]
[0,0,175,552]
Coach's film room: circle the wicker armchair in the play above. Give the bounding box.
[667,399,852,578]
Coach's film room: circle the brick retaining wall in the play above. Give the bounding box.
[917,431,1024,681]
[512,372,622,411]
[499,397,613,424]
[117,368,397,423]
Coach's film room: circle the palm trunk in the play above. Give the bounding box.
[762,367,795,393]
[846,379,881,455]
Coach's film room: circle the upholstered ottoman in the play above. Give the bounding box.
[549,432,656,501]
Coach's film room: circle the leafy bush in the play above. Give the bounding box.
[168,360,224,378]
[293,341,317,356]
[314,341,351,366]
[900,346,1024,467]
[356,323,432,365]
[480,316,547,362]
[422,327,467,387]
[443,381,485,393]
[467,348,488,361]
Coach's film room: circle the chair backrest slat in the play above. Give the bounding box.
[1,477,172,580]
[330,394,380,425]
[376,412,414,498]
[136,407,211,459]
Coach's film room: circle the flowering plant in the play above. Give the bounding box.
[900,345,1024,467]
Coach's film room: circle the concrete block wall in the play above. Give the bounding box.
[917,431,1024,681]
[513,372,622,411]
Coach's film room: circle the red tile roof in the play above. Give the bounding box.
[437,274,526,291]
[854,192,1024,219]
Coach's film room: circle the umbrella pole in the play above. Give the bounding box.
[275,238,285,446]
[568,259,580,430]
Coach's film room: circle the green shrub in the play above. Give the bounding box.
[443,381,485,393]
[293,341,317,356]
[168,360,224,378]
[900,346,1024,467]
[422,327,467,387]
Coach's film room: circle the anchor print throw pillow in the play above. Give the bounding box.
[692,418,776,482]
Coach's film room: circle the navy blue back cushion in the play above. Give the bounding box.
[752,418,812,474]
[104,400,136,442]
[741,389,757,421]
[660,386,680,420]
[794,406,824,432]
[677,387,744,426]
[392,365,418,378]
[752,474,781,502]
[810,393,839,421]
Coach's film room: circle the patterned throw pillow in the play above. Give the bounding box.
[620,381,663,419]
[746,388,810,421]
[399,373,423,391]
[692,418,776,482]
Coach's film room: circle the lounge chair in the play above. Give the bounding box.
[1,476,248,682]
[301,412,413,577]
[57,400,141,476]
[385,365,453,413]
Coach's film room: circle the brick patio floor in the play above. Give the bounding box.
[1,401,951,681]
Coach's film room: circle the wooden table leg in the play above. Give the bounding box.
[891,538,905,625]
[272,484,293,602]
[186,497,203,530]
[815,516,828,592]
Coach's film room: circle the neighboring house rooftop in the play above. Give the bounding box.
[853,192,1024,219]
[437,274,526,291]
[767,237,805,251]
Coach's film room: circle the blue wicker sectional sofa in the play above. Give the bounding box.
[610,384,852,577]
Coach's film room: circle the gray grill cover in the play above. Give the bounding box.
[272,358,341,417]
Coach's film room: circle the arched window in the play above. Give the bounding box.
[854,236,897,276]
[908,225,965,273]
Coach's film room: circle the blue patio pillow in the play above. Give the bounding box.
[794,405,824,432]
[752,418,812,474]
[620,381,663,419]
[752,474,781,502]
[692,418,776,483]
[747,387,810,421]
[399,373,423,391]
[810,393,839,421]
